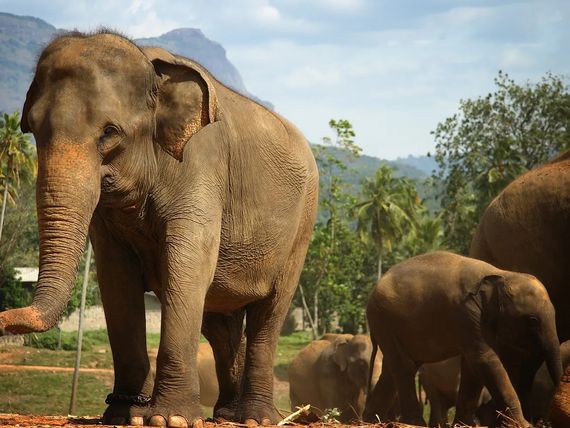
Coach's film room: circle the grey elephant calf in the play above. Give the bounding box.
[289,334,381,422]
[363,251,562,428]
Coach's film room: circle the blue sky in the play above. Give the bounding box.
[1,0,568,159]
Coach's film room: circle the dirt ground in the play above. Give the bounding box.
[0,413,425,428]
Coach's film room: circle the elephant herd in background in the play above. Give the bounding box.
[0,31,568,428]
[288,151,570,427]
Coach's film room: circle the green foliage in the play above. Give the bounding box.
[0,111,36,203]
[321,408,341,423]
[354,165,421,277]
[0,265,31,310]
[432,71,570,253]
[298,119,443,336]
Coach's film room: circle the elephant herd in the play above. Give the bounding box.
[287,150,570,427]
[0,30,568,428]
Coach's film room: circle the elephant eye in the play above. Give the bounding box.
[102,125,119,138]
[98,124,122,153]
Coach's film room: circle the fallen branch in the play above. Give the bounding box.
[277,404,311,426]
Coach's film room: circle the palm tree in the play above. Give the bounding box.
[0,111,37,243]
[354,165,419,279]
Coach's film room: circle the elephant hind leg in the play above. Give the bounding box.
[455,357,484,426]
[363,356,397,422]
[391,359,423,425]
[202,310,246,421]
[239,229,311,424]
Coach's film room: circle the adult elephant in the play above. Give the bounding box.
[0,32,318,428]
[470,150,570,341]
[289,334,381,422]
[363,251,562,428]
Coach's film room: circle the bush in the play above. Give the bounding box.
[0,265,31,311]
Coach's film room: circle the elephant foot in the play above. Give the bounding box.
[102,393,150,426]
[239,400,282,426]
[146,403,203,428]
[213,403,239,422]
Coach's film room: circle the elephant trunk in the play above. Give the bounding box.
[0,141,100,335]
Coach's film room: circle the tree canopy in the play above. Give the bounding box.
[432,71,570,253]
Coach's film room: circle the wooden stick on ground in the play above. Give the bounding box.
[277,404,311,426]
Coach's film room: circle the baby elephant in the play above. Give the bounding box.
[289,334,381,422]
[363,251,562,427]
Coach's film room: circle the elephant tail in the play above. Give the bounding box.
[367,337,378,394]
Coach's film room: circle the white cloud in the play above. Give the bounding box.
[127,0,153,14]
[500,47,536,69]
[314,0,365,12]
[285,66,341,88]
[254,4,281,24]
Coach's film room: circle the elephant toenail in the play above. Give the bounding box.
[130,416,144,426]
[168,415,188,428]
[110,417,125,425]
[149,415,168,426]
[192,418,204,428]
[244,418,258,427]
[261,418,272,426]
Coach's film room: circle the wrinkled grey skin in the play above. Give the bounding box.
[363,251,562,428]
[289,334,381,423]
[0,32,318,428]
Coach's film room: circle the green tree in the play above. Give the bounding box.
[297,119,376,337]
[354,165,420,279]
[0,111,37,243]
[0,266,31,311]
[432,71,570,253]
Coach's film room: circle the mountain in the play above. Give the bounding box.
[0,12,434,187]
[136,29,273,108]
[0,13,271,114]
[137,29,246,94]
[393,154,438,176]
[0,13,58,114]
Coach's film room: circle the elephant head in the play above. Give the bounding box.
[0,32,218,335]
[332,335,373,392]
[473,273,562,410]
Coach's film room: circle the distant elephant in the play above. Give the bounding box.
[419,340,570,426]
[289,334,381,422]
[0,32,318,428]
[363,251,562,428]
[418,357,462,427]
[197,343,218,408]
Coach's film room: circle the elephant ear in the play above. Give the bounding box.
[480,274,513,313]
[332,338,350,372]
[21,79,38,133]
[150,57,219,161]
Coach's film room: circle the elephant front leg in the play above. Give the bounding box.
[464,347,531,428]
[90,226,153,426]
[149,221,221,428]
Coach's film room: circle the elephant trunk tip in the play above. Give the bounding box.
[0,306,51,336]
